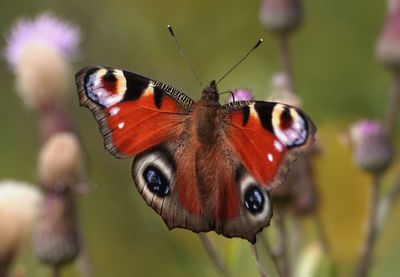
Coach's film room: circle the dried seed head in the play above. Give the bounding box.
[38,133,84,190]
[259,0,303,34]
[349,120,393,173]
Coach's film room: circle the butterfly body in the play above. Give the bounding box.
[76,66,316,243]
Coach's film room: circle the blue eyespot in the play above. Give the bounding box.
[244,186,264,214]
[143,165,170,197]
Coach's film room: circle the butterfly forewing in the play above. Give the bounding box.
[222,100,316,189]
[75,66,194,158]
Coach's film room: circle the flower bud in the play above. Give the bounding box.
[259,0,303,34]
[376,4,400,71]
[38,133,84,190]
[0,180,42,275]
[349,120,393,173]
[34,192,80,266]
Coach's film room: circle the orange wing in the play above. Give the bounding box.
[222,101,316,188]
[75,66,194,158]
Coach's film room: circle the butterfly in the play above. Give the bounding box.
[75,66,316,243]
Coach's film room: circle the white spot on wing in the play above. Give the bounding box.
[267,153,274,162]
[118,122,125,129]
[109,107,120,116]
[274,140,284,152]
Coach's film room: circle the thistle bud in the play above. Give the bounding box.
[33,191,80,266]
[35,133,84,266]
[376,4,400,71]
[349,120,393,173]
[259,0,303,34]
[0,180,42,275]
[38,133,84,190]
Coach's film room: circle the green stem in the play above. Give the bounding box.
[356,174,382,277]
[278,34,295,94]
[251,244,268,277]
[198,233,231,277]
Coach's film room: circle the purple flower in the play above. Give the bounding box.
[350,120,384,142]
[4,13,80,70]
[226,89,254,103]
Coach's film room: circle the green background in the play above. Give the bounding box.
[0,0,399,276]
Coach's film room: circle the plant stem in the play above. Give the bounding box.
[53,264,61,277]
[278,34,295,94]
[259,234,281,275]
[356,174,382,277]
[313,214,330,254]
[384,72,400,139]
[251,244,268,277]
[276,208,291,277]
[198,233,231,277]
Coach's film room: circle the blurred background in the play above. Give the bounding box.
[0,0,399,276]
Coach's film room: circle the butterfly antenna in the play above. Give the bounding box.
[216,39,263,85]
[219,90,236,102]
[167,25,204,87]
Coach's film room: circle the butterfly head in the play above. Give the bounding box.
[200,80,219,104]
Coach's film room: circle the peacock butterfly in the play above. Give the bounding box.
[75,66,316,243]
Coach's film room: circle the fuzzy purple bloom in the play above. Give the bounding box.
[4,13,80,70]
[351,120,383,140]
[227,89,254,103]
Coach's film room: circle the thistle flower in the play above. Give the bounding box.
[376,3,400,71]
[34,133,84,267]
[226,89,254,103]
[4,13,80,110]
[349,120,393,173]
[0,180,42,275]
[259,0,303,34]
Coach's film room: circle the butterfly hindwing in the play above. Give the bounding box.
[131,137,273,243]
[75,66,194,158]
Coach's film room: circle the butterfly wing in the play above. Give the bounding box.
[75,66,195,158]
[222,100,316,189]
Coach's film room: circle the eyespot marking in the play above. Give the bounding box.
[244,186,265,214]
[143,165,171,197]
[86,69,127,107]
[272,104,307,147]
